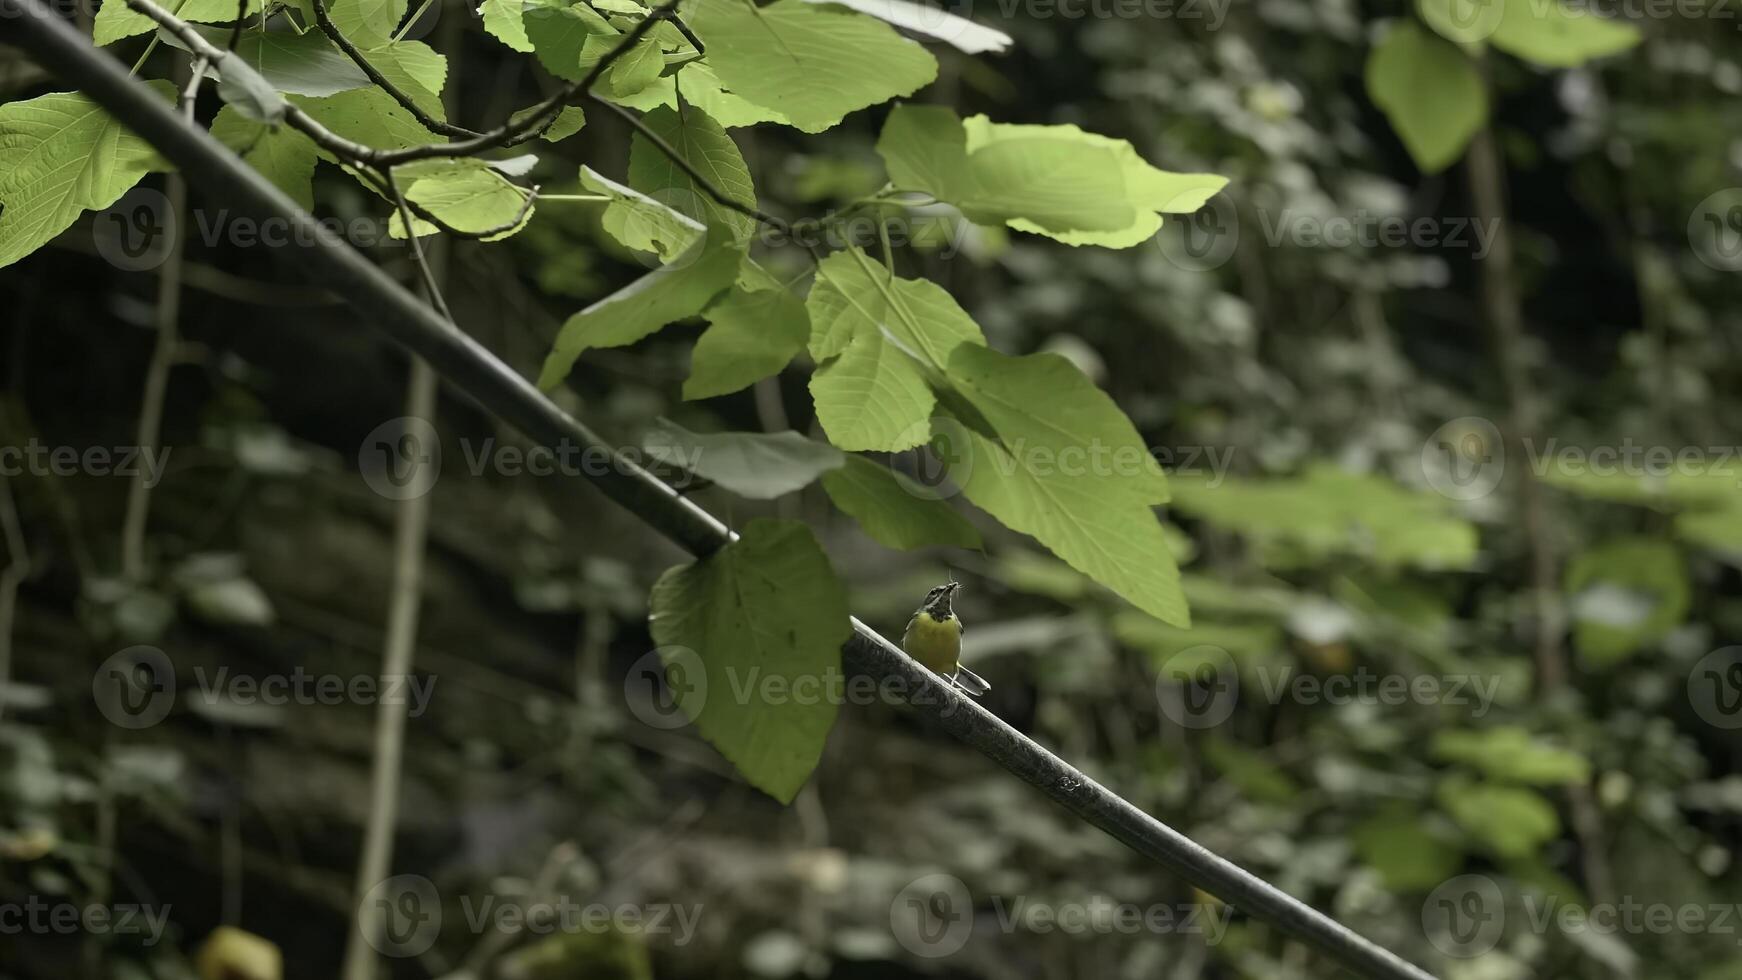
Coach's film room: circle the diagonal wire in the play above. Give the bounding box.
[0,5,1439,978]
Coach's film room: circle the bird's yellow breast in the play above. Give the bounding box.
[903,611,962,674]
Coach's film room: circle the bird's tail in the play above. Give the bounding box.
[953,665,991,697]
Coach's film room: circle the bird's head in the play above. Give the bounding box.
[922,581,961,618]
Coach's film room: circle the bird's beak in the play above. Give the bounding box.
[943,582,961,595]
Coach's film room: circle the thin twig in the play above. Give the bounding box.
[224,0,245,50]
[337,358,437,980]
[0,475,26,725]
[119,170,187,581]
[387,168,456,323]
[1466,119,1616,915]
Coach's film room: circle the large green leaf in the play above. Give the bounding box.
[688,0,937,133]
[388,159,531,238]
[361,40,448,120]
[293,88,444,150]
[327,0,407,45]
[805,249,983,452]
[94,0,261,46]
[685,274,810,399]
[211,107,320,210]
[962,115,1227,247]
[648,519,851,803]
[876,105,1134,235]
[538,182,739,388]
[1365,21,1486,174]
[611,63,793,129]
[590,165,704,260]
[942,345,1188,626]
[481,0,534,51]
[1490,0,1639,67]
[619,105,756,244]
[222,29,373,97]
[0,86,174,270]
[524,0,615,79]
[641,420,844,498]
[822,455,982,551]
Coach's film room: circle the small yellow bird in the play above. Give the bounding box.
[901,581,990,696]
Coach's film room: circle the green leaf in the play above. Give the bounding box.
[1565,537,1689,665]
[805,249,984,452]
[1490,0,1640,67]
[481,0,534,51]
[589,164,704,259]
[212,51,290,124]
[685,275,809,399]
[327,0,407,45]
[388,159,531,238]
[620,105,756,244]
[1365,21,1486,173]
[293,87,443,150]
[538,212,740,388]
[166,25,372,98]
[541,106,587,141]
[877,105,1141,237]
[0,85,174,270]
[688,0,937,133]
[641,420,844,498]
[93,0,260,46]
[611,63,794,128]
[941,345,1188,626]
[648,518,851,803]
[1438,775,1559,859]
[360,40,448,120]
[581,34,666,99]
[962,115,1227,247]
[1433,726,1591,785]
[800,0,1010,53]
[821,455,982,551]
[211,107,320,210]
[948,343,1168,507]
[524,0,615,80]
